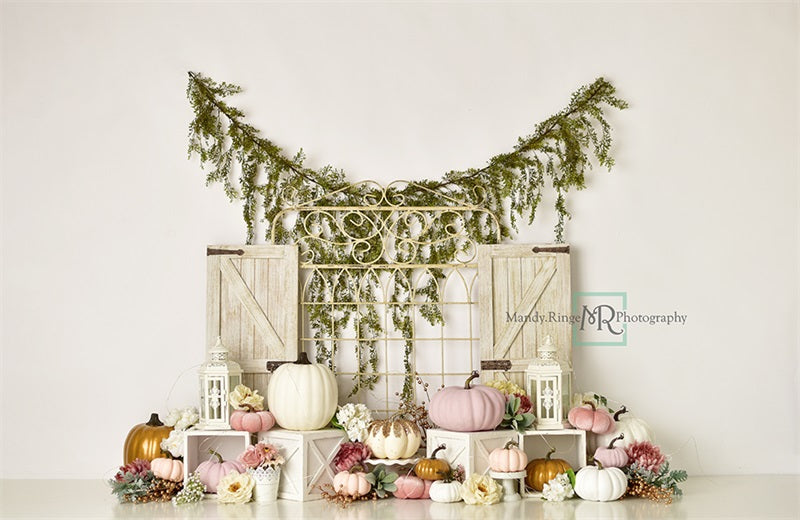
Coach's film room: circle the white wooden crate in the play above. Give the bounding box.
[518,428,587,498]
[425,429,519,476]
[183,429,252,489]
[258,428,346,501]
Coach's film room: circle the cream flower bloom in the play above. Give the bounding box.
[460,474,503,505]
[335,403,373,442]
[229,385,265,411]
[160,429,185,458]
[216,472,254,504]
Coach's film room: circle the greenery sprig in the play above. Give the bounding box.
[187,72,626,401]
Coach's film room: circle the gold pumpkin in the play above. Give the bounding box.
[123,413,173,464]
[525,447,572,492]
[413,444,450,480]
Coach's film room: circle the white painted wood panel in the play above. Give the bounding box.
[478,244,571,386]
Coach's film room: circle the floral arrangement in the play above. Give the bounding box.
[108,459,183,503]
[173,473,206,505]
[238,442,285,470]
[229,384,265,412]
[160,406,199,459]
[500,393,535,432]
[217,472,255,504]
[460,473,503,505]
[623,441,687,503]
[332,442,372,472]
[332,403,373,442]
[541,471,576,502]
[485,378,526,396]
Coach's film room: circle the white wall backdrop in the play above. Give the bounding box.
[1,1,797,478]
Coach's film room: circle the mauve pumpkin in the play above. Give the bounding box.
[393,475,432,499]
[230,410,276,433]
[333,470,371,497]
[488,440,528,473]
[568,401,615,434]
[195,450,245,493]
[592,433,629,468]
[150,457,184,482]
[429,371,505,432]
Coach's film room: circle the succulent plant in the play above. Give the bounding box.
[364,464,398,498]
[501,395,535,432]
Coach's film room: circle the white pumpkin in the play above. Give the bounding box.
[267,352,338,430]
[429,480,463,503]
[365,418,421,459]
[591,406,654,452]
[574,463,628,502]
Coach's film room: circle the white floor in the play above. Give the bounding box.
[1,476,798,519]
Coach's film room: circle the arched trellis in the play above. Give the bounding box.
[272,181,502,413]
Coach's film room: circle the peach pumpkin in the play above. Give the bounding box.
[568,401,615,435]
[593,433,629,468]
[488,440,528,473]
[230,410,275,433]
[150,457,184,482]
[333,470,371,497]
[429,371,505,432]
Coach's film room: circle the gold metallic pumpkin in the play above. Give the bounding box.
[525,447,572,492]
[413,444,450,480]
[123,413,173,464]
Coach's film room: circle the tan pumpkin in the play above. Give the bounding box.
[413,444,450,480]
[365,418,422,459]
[123,413,173,464]
[525,447,572,492]
[488,440,528,473]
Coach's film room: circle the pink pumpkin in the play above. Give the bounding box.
[231,410,276,433]
[195,450,245,493]
[488,440,528,472]
[593,433,629,468]
[150,457,184,482]
[333,470,371,497]
[394,475,433,499]
[429,371,505,432]
[568,401,615,435]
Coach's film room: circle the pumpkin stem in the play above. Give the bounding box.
[595,459,605,470]
[208,449,224,463]
[613,405,628,421]
[582,401,597,411]
[545,447,556,460]
[431,444,446,459]
[241,404,256,413]
[464,370,480,389]
[607,433,625,449]
[503,440,519,450]
[295,352,312,365]
[146,413,164,427]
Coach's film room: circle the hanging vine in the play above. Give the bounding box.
[187,72,627,401]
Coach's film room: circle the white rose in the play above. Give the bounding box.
[216,472,254,504]
[160,429,185,458]
[460,474,502,505]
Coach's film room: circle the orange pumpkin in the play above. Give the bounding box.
[123,413,173,464]
[525,447,572,492]
[413,444,450,481]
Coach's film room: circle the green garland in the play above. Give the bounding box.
[187,72,627,402]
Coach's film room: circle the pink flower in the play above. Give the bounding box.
[332,442,371,472]
[626,441,666,472]
[515,393,532,414]
[238,445,266,469]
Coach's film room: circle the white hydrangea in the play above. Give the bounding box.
[542,472,575,502]
[335,403,373,442]
[160,429,185,458]
[164,407,199,431]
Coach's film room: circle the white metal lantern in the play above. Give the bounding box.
[525,335,572,430]
[198,336,242,430]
